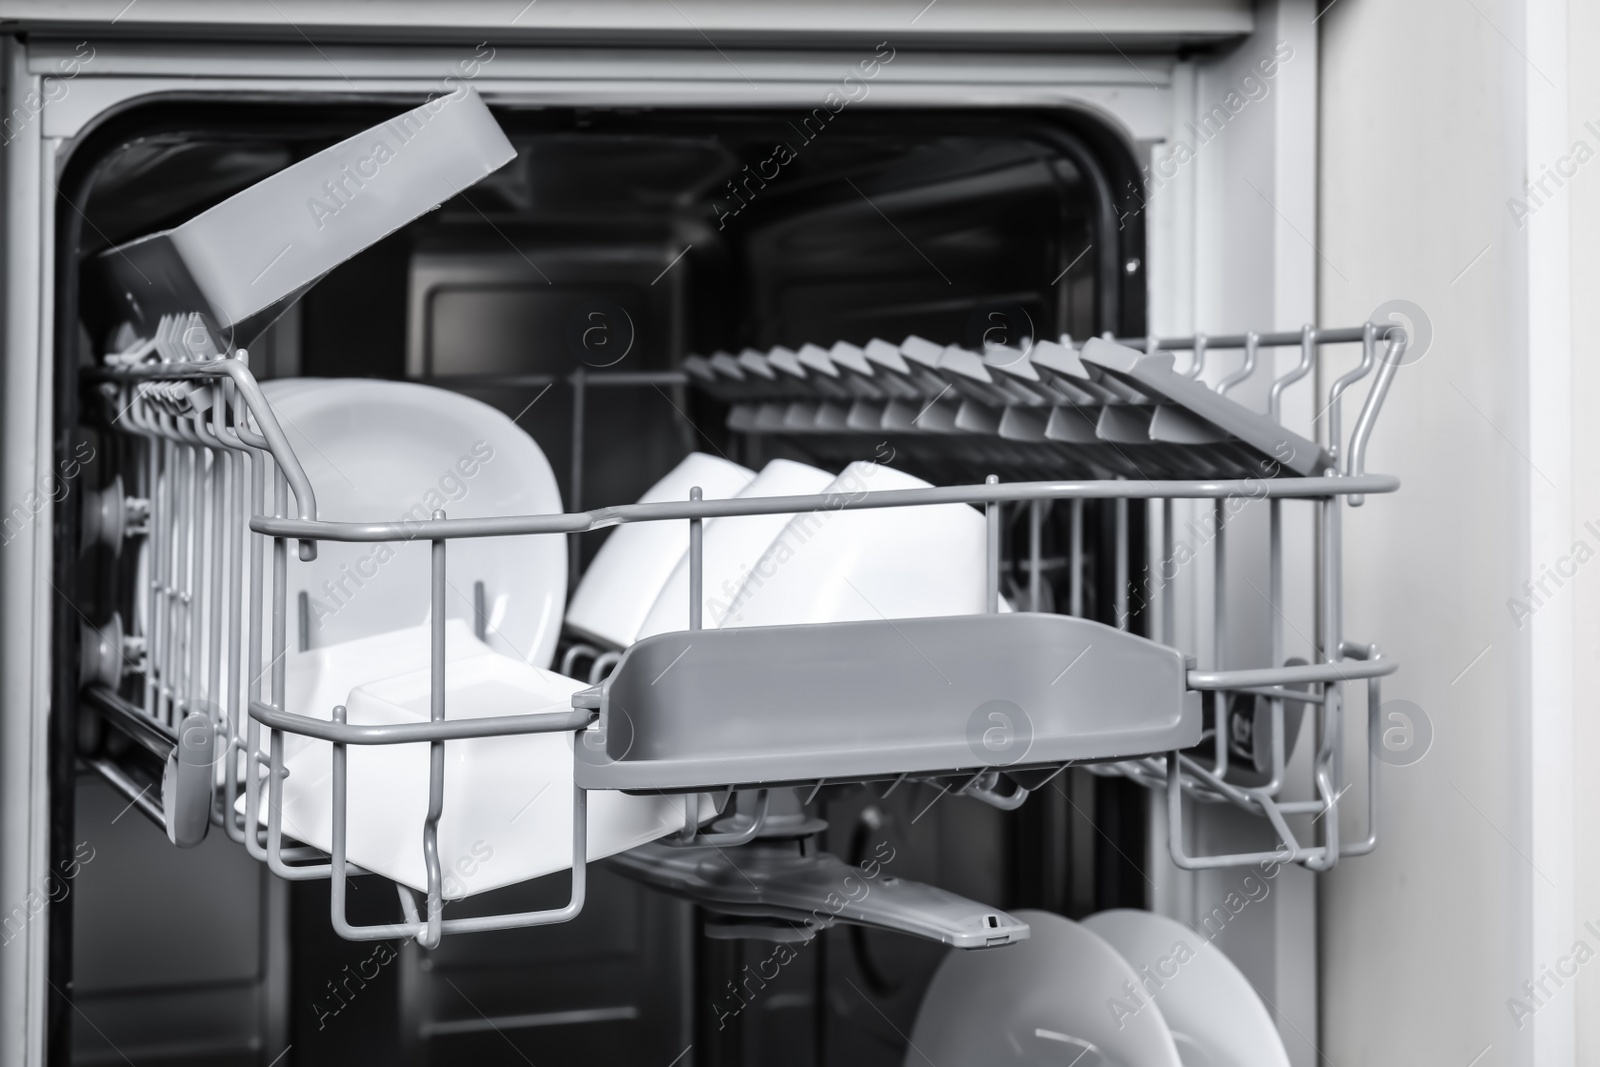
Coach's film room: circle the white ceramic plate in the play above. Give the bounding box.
[252,626,712,896]
[723,461,988,628]
[262,378,566,668]
[636,458,835,639]
[907,908,1184,1067]
[565,452,754,648]
[1083,909,1290,1067]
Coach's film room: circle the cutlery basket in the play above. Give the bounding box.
[78,316,1405,945]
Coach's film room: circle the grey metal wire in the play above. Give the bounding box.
[90,314,1410,937]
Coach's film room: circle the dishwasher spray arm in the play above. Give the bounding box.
[607,837,1029,950]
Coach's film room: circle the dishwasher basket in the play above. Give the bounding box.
[78,315,1404,945]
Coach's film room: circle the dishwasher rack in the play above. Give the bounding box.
[77,315,1405,946]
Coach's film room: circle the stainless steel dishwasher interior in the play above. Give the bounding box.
[60,100,1156,1067]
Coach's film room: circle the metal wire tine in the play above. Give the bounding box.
[1342,653,1383,857]
[1028,499,1044,611]
[1315,488,1345,870]
[223,445,246,843]
[689,486,703,631]
[985,475,1001,612]
[1268,324,1316,424]
[1346,329,1407,504]
[1185,331,1208,380]
[424,511,448,949]
[189,439,206,718]
[1113,486,1128,629]
[1325,321,1378,467]
[330,704,421,941]
[272,467,289,713]
[1218,330,1258,395]
[264,728,332,880]
[1159,498,1174,647]
[1069,498,1083,617]
[141,430,159,721]
[243,447,269,862]
[1261,495,1287,797]
[151,435,168,726]
[207,431,225,713]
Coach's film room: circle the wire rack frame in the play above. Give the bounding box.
[82,318,1405,944]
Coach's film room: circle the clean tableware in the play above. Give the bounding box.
[565,452,754,648]
[263,378,567,668]
[257,629,713,897]
[274,617,494,762]
[636,458,835,639]
[723,461,987,628]
[1083,908,1290,1067]
[907,908,1184,1067]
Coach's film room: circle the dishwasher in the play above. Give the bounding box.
[2,7,1412,1067]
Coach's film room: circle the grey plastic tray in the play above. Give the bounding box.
[572,612,1200,793]
[92,88,515,348]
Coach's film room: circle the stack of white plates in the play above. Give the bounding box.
[907,908,1290,1067]
[255,379,704,897]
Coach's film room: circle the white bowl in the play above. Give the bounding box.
[1083,909,1290,1067]
[275,617,491,761]
[636,458,835,639]
[907,908,1183,1067]
[722,462,988,628]
[565,452,754,648]
[257,642,711,897]
[262,378,567,668]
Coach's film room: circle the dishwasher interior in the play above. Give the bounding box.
[54,91,1400,1067]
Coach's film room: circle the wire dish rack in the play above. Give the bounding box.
[78,316,1405,946]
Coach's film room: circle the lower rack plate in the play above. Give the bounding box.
[572,613,1201,793]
